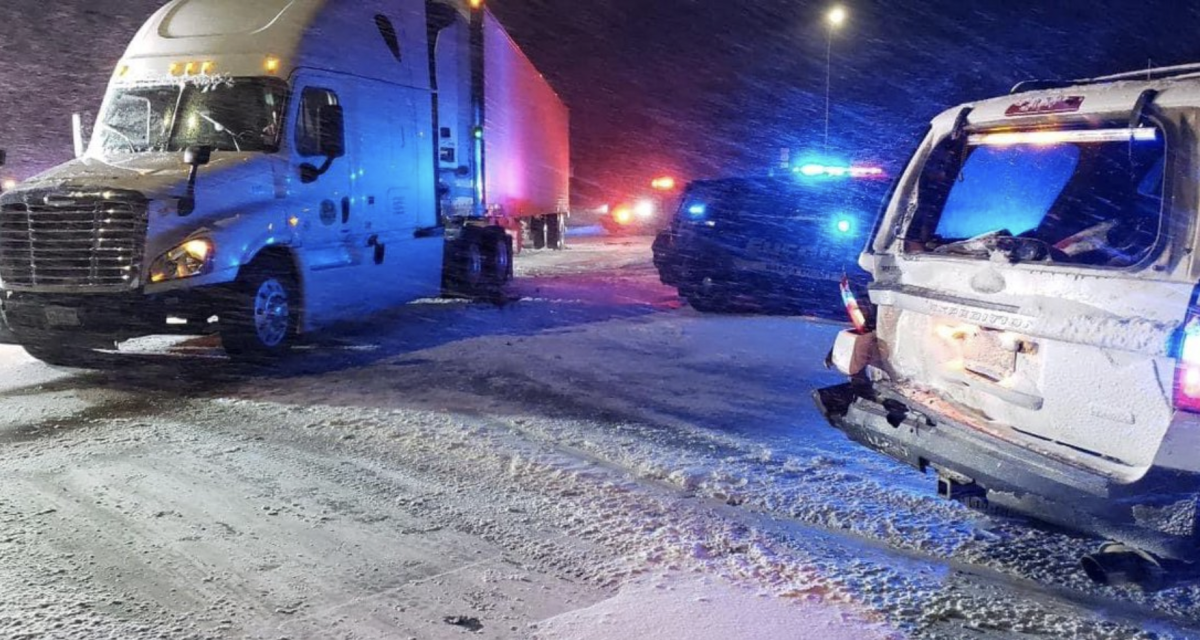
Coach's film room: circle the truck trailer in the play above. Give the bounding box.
[0,0,570,365]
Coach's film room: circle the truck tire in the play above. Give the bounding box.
[529,216,547,250]
[18,332,117,369]
[221,254,299,362]
[445,229,486,297]
[545,213,565,250]
[485,228,513,286]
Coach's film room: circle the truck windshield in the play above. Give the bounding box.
[905,127,1165,267]
[93,78,288,155]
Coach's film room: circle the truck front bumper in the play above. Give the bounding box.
[1,288,226,342]
[813,381,1200,562]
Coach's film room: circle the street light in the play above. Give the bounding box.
[824,5,847,152]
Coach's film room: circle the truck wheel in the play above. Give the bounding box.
[446,232,486,297]
[529,216,547,250]
[545,214,566,250]
[19,332,116,369]
[485,229,512,286]
[221,255,298,361]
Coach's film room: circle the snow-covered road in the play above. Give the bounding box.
[0,235,1196,639]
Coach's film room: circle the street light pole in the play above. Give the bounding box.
[824,6,846,153]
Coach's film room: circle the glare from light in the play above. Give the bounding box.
[183,239,211,261]
[798,164,826,176]
[828,6,847,27]
[969,128,1158,147]
[836,218,852,234]
[613,208,633,225]
[1,179,16,191]
[634,199,655,219]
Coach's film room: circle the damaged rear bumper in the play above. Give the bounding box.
[813,382,1200,562]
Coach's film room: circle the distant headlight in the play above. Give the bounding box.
[149,238,213,283]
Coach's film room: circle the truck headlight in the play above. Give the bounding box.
[149,239,213,283]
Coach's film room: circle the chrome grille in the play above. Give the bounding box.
[0,194,148,291]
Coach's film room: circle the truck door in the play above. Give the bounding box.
[346,78,443,308]
[286,75,361,328]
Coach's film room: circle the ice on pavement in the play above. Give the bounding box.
[534,573,896,640]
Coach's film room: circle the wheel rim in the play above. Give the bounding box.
[466,244,483,286]
[253,278,290,348]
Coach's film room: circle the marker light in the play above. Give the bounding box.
[969,128,1158,147]
[117,65,131,78]
[184,61,198,75]
[265,56,281,74]
[613,207,633,225]
[835,217,853,234]
[1174,314,1200,413]
[651,176,677,191]
[470,0,484,8]
[840,276,868,333]
[687,204,707,218]
[201,61,215,75]
[169,62,183,76]
[1,179,16,191]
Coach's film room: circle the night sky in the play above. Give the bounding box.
[4,1,1200,205]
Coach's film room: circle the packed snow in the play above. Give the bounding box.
[0,235,1197,639]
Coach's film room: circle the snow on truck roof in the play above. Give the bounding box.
[935,63,1200,132]
[115,0,470,88]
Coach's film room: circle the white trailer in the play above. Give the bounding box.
[0,0,568,364]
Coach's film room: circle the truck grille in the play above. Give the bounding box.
[0,193,148,291]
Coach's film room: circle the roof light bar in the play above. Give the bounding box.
[795,164,885,178]
[969,128,1158,147]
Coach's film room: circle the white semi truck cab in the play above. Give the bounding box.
[0,0,569,364]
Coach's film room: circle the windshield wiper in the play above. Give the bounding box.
[197,113,241,152]
[99,123,138,154]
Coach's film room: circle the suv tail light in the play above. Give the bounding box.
[1173,313,1200,413]
[840,276,868,332]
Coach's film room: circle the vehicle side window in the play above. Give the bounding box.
[296,87,341,157]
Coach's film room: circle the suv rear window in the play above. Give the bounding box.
[904,127,1165,268]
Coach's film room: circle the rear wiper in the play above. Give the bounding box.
[930,229,1011,256]
[932,230,1055,263]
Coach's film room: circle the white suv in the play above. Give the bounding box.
[817,65,1200,588]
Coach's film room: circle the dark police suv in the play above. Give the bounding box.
[653,166,888,314]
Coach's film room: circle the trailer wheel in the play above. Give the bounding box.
[545,213,566,251]
[222,254,299,361]
[529,216,547,250]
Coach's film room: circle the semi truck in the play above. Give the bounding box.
[0,0,570,365]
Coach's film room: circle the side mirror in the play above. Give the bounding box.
[179,145,214,216]
[318,104,345,158]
